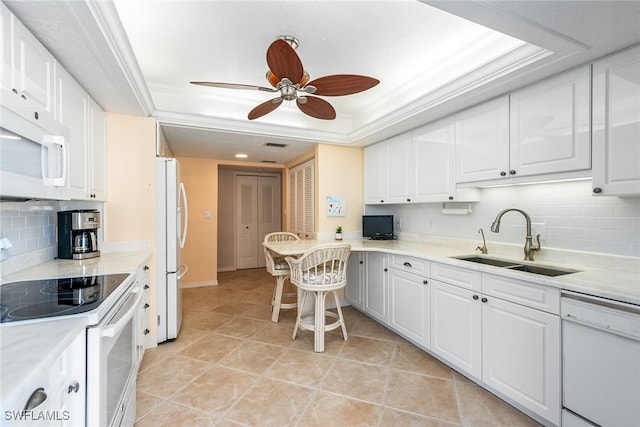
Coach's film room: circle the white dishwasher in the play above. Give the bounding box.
[561,291,640,427]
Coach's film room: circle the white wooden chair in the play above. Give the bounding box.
[285,243,351,352]
[263,232,300,322]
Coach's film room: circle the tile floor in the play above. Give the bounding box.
[135,268,541,426]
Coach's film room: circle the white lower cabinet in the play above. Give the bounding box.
[363,252,389,323]
[430,262,561,426]
[346,252,365,310]
[430,279,482,378]
[13,330,86,427]
[482,295,560,425]
[388,268,430,348]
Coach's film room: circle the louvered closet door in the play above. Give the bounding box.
[289,159,315,239]
[236,175,258,269]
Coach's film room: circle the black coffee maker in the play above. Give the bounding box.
[57,210,101,259]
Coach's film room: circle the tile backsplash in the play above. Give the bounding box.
[0,201,57,257]
[367,179,640,258]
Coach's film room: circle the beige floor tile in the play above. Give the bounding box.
[170,365,258,415]
[298,391,382,427]
[320,358,390,405]
[265,347,335,387]
[339,335,397,366]
[137,354,211,398]
[392,341,453,380]
[456,382,541,427]
[138,268,544,427]
[135,400,218,427]
[214,316,271,338]
[177,332,244,363]
[135,390,164,421]
[249,322,295,347]
[349,316,406,342]
[224,377,315,426]
[219,341,285,375]
[181,310,234,332]
[385,369,460,423]
[379,407,460,427]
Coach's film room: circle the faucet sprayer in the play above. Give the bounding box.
[490,208,541,261]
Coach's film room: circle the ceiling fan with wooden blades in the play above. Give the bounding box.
[191,36,380,120]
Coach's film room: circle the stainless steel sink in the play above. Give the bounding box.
[505,264,577,277]
[453,256,520,268]
[454,255,579,277]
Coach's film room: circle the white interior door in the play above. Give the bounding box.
[236,173,281,269]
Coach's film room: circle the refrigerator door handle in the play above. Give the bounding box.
[177,264,189,280]
[179,182,188,249]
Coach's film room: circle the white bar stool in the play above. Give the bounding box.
[285,243,351,352]
[263,232,300,322]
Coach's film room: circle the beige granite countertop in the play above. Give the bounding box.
[267,237,640,306]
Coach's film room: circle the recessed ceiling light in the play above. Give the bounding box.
[235,153,248,158]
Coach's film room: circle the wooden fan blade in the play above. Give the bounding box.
[296,96,336,120]
[248,98,283,120]
[266,39,304,85]
[307,75,379,96]
[190,81,275,92]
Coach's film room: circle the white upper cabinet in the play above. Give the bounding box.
[56,63,106,201]
[412,116,456,202]
[385,133,413,203]
[592,46,640,196]
[455,96,510,183]
[456,66,591,185]
[1,4,53,112]
[364,133,412,204]
[510,65,591,177]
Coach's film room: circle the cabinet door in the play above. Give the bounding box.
[412,116,455,202]
[430,280,482,379]
[455,96,509,183]
[592,46,640,196]
[1,4,12,89]
[346,252,364,310]
[482,297,560,426]
[510,66,591,178]
[12,15,53,112]
[89,98,107,200]
[364,252,388,323]
[364,142,387,204]
[57,64,89,199]
[388,268,430,347]
[385,133,413,203]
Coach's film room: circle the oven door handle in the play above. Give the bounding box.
[101,285,143,338]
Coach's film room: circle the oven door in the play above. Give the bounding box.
[87,281,142,427]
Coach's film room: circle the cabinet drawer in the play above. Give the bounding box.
[431,262,481,292]
[390,254,430,275]
[482,274,560,314]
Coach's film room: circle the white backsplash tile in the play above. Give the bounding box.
[367,180,640,258]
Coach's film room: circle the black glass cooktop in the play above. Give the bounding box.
[0,273,130,323]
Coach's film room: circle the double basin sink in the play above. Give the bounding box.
[453,256,579,277]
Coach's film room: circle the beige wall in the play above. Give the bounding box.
[316,144,364,235]
[104,113,158,339]
[177,157,219,286]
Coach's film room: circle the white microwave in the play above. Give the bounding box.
[0,90,69,201]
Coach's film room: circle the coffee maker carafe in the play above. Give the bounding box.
[57,210,101,259]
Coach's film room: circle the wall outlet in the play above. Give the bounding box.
[532,223,546,241]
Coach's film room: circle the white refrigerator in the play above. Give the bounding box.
[157,157,189,343]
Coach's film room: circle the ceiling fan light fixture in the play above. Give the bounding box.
[278,35,298,50]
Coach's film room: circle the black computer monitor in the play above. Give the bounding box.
[362,215,394,240]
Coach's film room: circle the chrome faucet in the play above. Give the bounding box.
[476,228,488,254]
[490,208,541,261]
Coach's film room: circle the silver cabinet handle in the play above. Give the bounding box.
[24,388,47,411]
[403,262,412,268]
[67,382,80,394]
